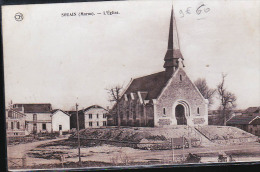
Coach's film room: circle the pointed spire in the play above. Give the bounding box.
[164,5,184,79]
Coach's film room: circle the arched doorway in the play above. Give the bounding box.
[175,104,187,125]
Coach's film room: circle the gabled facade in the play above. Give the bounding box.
[154,67,208,127]
[51,109,71,132]
[12,104,72,133]
[5,108,26,137]
[108,6,208,127]
[13,103,53,133]
[84,105,108,128]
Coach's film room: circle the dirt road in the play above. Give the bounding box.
[65,142,260,164]
[8,138,260,168]
[7,136,69,159]
[128,142,260,161]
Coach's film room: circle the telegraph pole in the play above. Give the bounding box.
[76,103,82,166]
[171,138,175,163]
[182,136,185,160]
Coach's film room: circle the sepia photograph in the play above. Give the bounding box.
[1,0,260,171]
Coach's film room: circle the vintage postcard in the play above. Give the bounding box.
[2,0,260,171]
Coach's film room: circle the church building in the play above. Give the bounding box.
[108,7,208,127]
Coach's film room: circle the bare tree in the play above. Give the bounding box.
[106,85,123,128]
[194,78,216,107]
[217,74,237,125]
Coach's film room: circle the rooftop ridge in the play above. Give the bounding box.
[132,71,165,80]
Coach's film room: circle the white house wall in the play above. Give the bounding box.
[25,113,52,133]
[52,111,70,132]
[84,108,108,128]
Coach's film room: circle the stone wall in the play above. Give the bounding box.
[110,94,154,127]
[212,136,258,145]
[155,68,208,127]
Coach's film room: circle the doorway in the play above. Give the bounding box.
[175,104,187,125]
[33,123,37,134]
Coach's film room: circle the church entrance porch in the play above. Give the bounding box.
[175,104,187,125]
[172,100,190,126]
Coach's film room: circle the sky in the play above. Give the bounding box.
[2,0,260,111]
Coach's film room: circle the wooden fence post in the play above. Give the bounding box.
[22,155,26,168]
[171,138,174,163]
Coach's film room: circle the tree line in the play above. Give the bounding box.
[194,73,236,125]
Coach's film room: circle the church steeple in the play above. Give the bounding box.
[164,6,184,79]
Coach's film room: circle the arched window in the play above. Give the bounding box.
[33,114,37,121]
[163,108,166,115]
[197,107,200,114]
[180,75,182,81]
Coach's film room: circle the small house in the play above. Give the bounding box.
[51,109,71,132]
[226,114,260,136]
[5,108,26,137]
[13,103,53,134]
[84,105,108,128]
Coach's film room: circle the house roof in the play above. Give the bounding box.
[139,92,148,102]
[226,114,260,125]
[6,108,26,116]
[244,107,260,113]
[251,117,260,125]
[83,105,108,112]
[124,71,168,100]
[14,103,52,113]
[51,109,70,116]
[66,105,107,115]
[66,111,76,114]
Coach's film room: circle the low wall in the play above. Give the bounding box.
[71,136,190,150]
[212,136,258,145]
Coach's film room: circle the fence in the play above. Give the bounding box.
[7,136,35,145]
[8,156,27,168]
[196,125,212,141]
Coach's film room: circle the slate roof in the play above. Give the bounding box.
[124,71,168,100]
[139,92,148,101]
[226,114,260,125]
[14,104,52,113]
[244,107,260,114]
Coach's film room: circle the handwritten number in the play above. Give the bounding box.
[185,7,191,14]
[179,4,210,18]
[204,7,210,13]
[196,4,205,15]
[179,10,184,18]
